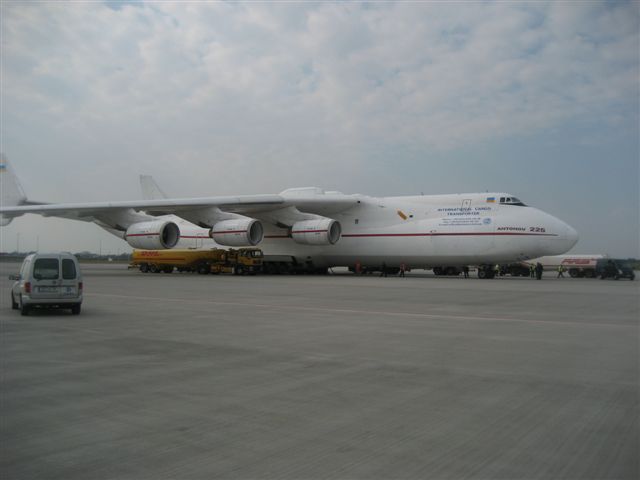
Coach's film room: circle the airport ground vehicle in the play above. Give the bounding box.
[131,248,263,275]
[596,259,635,280]
[9,253,83,316]
[500,255,606,278]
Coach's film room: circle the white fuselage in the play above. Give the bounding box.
[152,192,578,269]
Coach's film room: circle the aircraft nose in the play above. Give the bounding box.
[564,223,579,250]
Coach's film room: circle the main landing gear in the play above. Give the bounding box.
[477,265,496,279]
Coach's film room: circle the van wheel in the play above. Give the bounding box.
[11,293,18,310]
[20,297,29,316]
[71,304,81,315]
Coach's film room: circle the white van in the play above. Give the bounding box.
[10,253,83,316]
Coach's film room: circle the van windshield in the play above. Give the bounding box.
[34,258,59,280]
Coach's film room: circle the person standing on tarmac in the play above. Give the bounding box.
[530,264,535,278]
[399,263,406,277]
[557,265,565,278]
[380,262,388,278]
[535,262,544,280]
[463,265,469,278]
[494,264,501,277]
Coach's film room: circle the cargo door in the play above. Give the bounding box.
[60,258,79,298]
[31,257,61,298]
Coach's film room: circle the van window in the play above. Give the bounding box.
[62,259,77,279]
[33,258,59,280]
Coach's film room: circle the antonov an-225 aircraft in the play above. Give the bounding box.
[0,156,578,278]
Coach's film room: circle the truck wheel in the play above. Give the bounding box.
[71,304,81,315]
[149,264,158,273]
[197,263,209,275]
[140,263,149,273]
[11,293,18,310]
[569,269,578,278]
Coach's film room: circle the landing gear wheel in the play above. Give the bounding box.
[478,267,495,279]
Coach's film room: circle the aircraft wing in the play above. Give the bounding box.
[0,193,358,220]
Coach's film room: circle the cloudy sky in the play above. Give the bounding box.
[1,1,638,257]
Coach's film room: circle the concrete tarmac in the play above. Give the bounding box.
[1,263,638,479]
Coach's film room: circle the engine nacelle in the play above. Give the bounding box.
[210,219,263,246]
[125,220,180,250]
[291,219,341,245]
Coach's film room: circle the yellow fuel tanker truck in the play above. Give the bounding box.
[130,248,263,275]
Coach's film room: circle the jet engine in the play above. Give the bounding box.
[291,219,341,245]
[210,219,263,246]
[125,220,180,250]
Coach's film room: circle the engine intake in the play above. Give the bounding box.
[125,220,180,250]
[210,219,263,246]
[291,219,341,245]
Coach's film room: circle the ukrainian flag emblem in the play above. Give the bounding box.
[486,197,495,203]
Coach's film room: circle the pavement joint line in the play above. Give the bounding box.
[84,292,635,329]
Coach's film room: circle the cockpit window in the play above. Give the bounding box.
[500,196,527,207]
